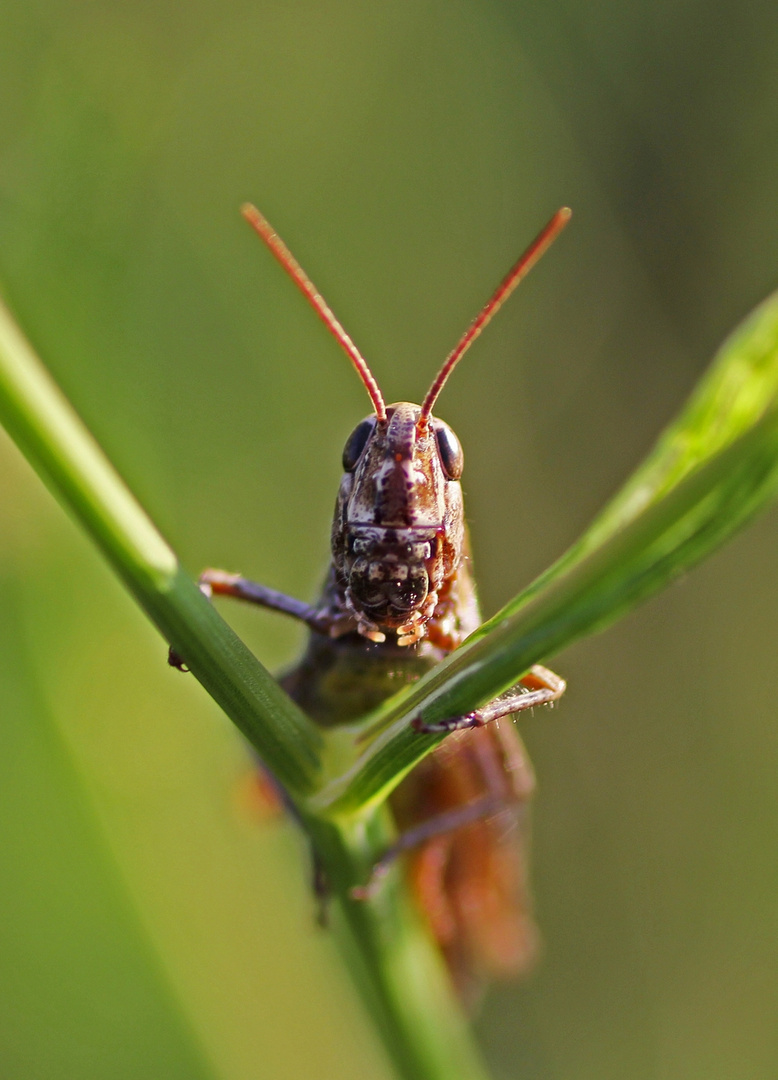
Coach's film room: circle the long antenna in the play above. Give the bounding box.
[419,207,572,425]
[241,204,387,421]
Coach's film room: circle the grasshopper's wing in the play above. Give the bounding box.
[390,723,538,1003]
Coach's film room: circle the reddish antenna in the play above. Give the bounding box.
[241,204,387,421]
[419,207,572,426]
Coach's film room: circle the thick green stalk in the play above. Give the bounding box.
[307,812,492,1080]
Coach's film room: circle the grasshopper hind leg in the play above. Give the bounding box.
[350,794,512,901]
[354,721,541,994]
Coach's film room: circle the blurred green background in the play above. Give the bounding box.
[1,1,778,1078]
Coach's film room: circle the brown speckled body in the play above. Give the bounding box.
[281,404,540,998]
[194,204,571,1002]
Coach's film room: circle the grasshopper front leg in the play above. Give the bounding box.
[412,665,566,733]
[196,569,331,630]
[167,567,357,671]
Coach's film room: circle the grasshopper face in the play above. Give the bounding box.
[332,403,464,645]
[239,201,569,648]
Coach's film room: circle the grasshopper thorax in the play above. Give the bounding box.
[332,403,464,645]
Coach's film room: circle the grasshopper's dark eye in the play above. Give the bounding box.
[342,417,376,471]
[435,424,463,480]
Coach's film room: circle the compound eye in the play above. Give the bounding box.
[342,417,376,471]
[435,423,464,480]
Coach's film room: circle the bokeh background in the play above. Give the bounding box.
[2,2,778,1078]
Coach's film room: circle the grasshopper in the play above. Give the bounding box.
[178,203,569,998]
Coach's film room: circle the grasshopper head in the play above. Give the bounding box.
[242,203,569,642]
[332,403,464,644]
